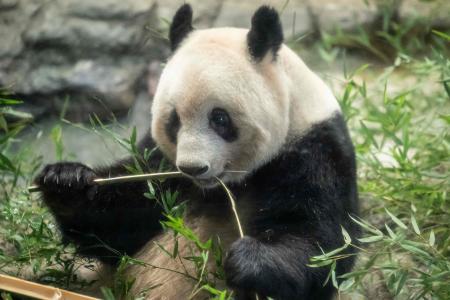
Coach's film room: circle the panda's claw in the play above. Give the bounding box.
[36,162,96,193]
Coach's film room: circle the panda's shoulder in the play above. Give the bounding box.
[249,113,355,180]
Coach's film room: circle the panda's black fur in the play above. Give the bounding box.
[35,4,359,300]
[247,6,284,61]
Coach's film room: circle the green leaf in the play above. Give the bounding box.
[200,284,228,298]
[443,79,450,99]
[310,244,348,261]
[432,30,450,41]
[350,63,371,78]
[341,226,352,244]
[349,215,383,236]
[51,125,64,161]
[438,114,450,125]
[0,115,7,131]
[395,270,408,296]
[100,287,116,300]
[130,126,137,150]
[429,230,435,247]
[322,262,334,286]
[154,241,174,258]
[331,270,338,289]
[385,209,407,229]
[3,108,33,120]
[307,259,334,268]
[339,277,355,292]
[400,244,431,258]
[162,215,211,250]
[357,235,384,243]
[385,223,397,239]
[0,97,22,105]
[410,214,420,235]
[0,153,15,172]
[172,238,179,258]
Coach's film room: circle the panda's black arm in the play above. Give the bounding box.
[225,211,353,299]
[225,115,360,299]
[35,134,178,265]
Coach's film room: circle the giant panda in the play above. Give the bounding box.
[35,4,359,300]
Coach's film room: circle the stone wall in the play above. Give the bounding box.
[0,0,448,121]
[0,0,163,120]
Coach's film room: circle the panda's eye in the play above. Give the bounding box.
[209,108,238,142]
[211,109,230,127]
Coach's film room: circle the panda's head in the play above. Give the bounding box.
[151,4,289,188]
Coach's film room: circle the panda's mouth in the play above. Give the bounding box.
[193,172,225,189]
[195,178,218,188]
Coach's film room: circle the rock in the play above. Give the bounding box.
[0,0,18,10]
[157,0,224,28]
[307,0,378,32]
[213,0,311,40]
[399,0,450,28]
[0,0,42,59]
[0,0,163,121]
[23,0,158,55]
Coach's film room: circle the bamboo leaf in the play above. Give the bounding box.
[385,223,397,239]
[0,98,22,105]
[385,209,407,229]
[357,235,384,243]
[395,270,408,296]
[341,226,352,244]
[331,270,338,289]
[349,215,383,236]
[307,259,334,268]
[400,244,431,258]
[432,29,450,41]
[0,153,15,172]
[339,277,355,292]
[429,230,435,247]
[410,214,420,235]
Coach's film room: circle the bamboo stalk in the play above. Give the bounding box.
[93,171,183,185]
[215,177,260,300]
[215,177,245,238]
[28,171,246,193]
[0,274,100,300]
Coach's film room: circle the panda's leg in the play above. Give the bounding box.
[35,135,175,265]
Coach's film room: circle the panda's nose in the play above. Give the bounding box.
[178,165,209,177]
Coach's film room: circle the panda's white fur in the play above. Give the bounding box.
[152,28,340,188]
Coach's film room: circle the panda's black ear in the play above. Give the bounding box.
[169,4,194,51]
[247,6,284,61]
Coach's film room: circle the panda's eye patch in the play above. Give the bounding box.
[165,109,180,144]
[209,108,238,142]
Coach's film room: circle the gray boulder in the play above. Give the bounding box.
[0,0,163,120]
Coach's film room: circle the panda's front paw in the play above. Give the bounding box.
[35,162,97,205]
[224,237,301,300]
[224,237,270,298]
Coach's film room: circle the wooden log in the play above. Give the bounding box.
[0,274,100,300]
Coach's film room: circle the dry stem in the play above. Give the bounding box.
[27,171,246,193]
